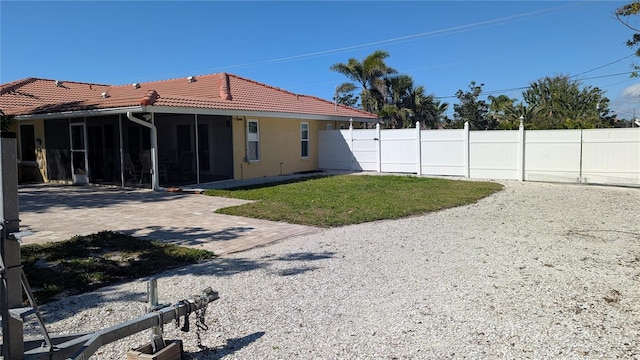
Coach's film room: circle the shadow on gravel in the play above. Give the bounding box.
[182,252,337,279]
[185,331,266,359]
[39,252,336,321]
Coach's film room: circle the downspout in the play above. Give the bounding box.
[126,112,161,190]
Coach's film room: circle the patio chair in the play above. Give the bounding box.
[123,153,141,183]
[177,151,193,180]
[139,151,168,184]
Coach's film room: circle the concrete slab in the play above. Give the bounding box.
[17,184,320,255]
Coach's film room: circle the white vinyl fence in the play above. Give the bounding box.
[318,122,640,186]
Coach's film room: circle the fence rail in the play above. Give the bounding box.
[318,122,640,187]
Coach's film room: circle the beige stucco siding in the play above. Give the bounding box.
[232,116,322,179]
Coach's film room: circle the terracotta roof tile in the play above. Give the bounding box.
[0,73,377,120]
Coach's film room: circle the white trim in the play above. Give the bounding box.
[15,105,377,123]
[300,122,310,159]
[246,119,260,162]
[15,106,144,120]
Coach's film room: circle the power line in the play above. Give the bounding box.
[151,2,585,80]
[570,54,636,78]
[434,71,637,100]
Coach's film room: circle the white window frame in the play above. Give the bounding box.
[300,122,309,158]
[247,119,260,162]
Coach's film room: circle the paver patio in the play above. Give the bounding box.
[17,184,319,255]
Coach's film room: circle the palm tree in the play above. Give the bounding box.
[522,75,610,129]
[488,94,516,127]
[330,50,397,113]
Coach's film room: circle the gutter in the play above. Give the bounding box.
[126,112,161,190]
[14,106,144,120]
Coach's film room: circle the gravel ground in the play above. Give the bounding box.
[22,180,640,359]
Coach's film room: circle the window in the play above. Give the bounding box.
[300,122,309,158]
[247,120,260,161]
[326,123,333,130]
[20,124,36,162]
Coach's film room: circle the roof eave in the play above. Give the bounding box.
[13,105,378,123]
[144,105,378,122]
[14,106,146,120]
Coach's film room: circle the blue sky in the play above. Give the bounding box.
[2,1,639,119]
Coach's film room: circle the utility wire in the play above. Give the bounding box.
[435,71,637,99]
[571,54,636,78]
[154,2,584,79]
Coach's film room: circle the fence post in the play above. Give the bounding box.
[416,121,422,175]
[518,117,525,181]
[348,118,354,171]
[376,123,381,173]
[464,121,470,178]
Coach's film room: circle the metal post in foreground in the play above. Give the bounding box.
[0,132,25,360]
[20,287,219,360]
[0,132,220,359]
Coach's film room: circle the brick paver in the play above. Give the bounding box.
[18,184,319,255]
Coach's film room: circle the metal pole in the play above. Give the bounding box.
[0,132,24,359]
[147,278,165,352]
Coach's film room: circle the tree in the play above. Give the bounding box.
[412,89,448,129]
[453,81,492,130]
[0,110,15,132]
[334,83,359,108]
[330,50,397,113]
[522,75,611,129]
[487,94,516,128]
[379,74,414,128]
[377,74,446,129]
[615,1,640,76]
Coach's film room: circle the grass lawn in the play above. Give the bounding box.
[21,231,214,304]
[205,174,503,227]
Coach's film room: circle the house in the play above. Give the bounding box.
[0,73,377,189]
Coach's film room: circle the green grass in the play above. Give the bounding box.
[21,231,215,304]
[205,175,503,227]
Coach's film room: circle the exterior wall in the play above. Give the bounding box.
[232,116,321,179]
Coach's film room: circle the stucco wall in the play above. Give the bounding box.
[232,116,322,179]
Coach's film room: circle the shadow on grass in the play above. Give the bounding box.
[207,174,328,192]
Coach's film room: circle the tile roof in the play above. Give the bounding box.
[0,73,377,120]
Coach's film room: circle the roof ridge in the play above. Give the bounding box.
[113,73,224,87]
[140,90,159,106]
[26,78,111,87]
[225,73,375,117]
[219,73,232,101]
[227,73,299,97]
[0,78,38,96]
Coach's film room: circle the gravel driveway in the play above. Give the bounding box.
[26,180,640,359]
